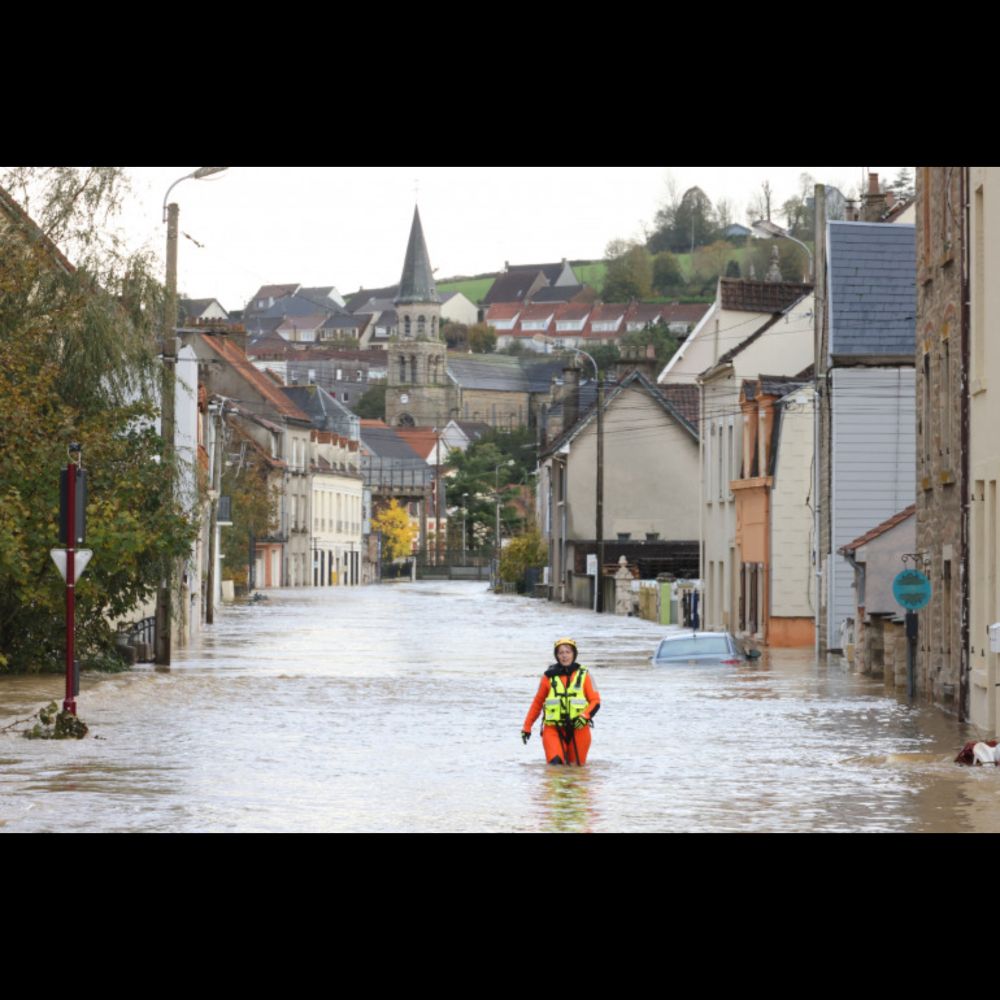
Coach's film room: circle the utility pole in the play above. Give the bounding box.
[205,400,225,624]
[596,369,605,613]
[155,200,179,668]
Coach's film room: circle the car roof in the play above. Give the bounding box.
[659,631,730,641]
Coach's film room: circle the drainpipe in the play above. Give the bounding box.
[960,167,971,721]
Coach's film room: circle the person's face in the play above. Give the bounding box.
[556,644,575,666]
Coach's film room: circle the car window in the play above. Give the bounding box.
[656,637,730,657]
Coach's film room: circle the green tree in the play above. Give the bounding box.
[0,167,197,672]
[889,167,914,202]
[372,499,417,561]
[603,239,652,301]
[220,429,280,588]
[499,528,546,585]
[467,322,497,353]
[355,382,386,420]
[673,186,719,253]
[446,432,533,550]
[441,320,468,349]
[652,251,684,295]
[619,320,680,371]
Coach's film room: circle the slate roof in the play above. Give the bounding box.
[396,206,439,305]
[359,421,424,461]
[541,369,698,459]
[447,353,566,393]
[828,221,916,361]
[481,269,545,306]
[282,384,359,439]
[719,278,812,313]
[530,284,586,304]
[345,286,399,312]
[179,298,226,321]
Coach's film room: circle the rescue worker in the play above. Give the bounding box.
[521,638,600,765]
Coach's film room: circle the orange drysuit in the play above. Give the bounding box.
[522,666,601,765]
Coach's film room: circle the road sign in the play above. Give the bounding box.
[893,569,932,611]
[50,548,93,582]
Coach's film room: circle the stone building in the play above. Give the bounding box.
[385,207,457,428]
[914,166,967,716]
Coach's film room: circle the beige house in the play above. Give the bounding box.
[658,278,812,386]
[310,431,364,586]
[697,283,815,632]
[968,167,1000,733]
[538,370,700,608]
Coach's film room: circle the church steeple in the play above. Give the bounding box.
[396,205,440,306]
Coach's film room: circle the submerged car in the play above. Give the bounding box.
[651,631,760,666]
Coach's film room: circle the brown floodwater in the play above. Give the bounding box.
[0,582,991,832]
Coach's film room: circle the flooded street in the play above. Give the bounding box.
[0,581,995,832]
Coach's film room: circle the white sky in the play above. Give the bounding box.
[120,167,902,313]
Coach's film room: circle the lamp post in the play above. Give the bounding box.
[155,167,228,667]
[750,218,814,281]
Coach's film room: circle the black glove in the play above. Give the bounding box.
[521,730,531,745]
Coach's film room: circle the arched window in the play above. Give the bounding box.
[399,355,406,382]
[398,413,415,427]
[417,314,426,337]
[431,316,437,337]
[410,355,418,383]
[404,315,411,338]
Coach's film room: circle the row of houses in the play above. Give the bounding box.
[533,175,963,699]
[487,300,708,351]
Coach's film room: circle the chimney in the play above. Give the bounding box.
[862,171,887,222]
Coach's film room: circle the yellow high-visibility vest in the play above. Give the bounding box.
[544,667,589,725]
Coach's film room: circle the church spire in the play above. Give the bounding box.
[395,205,440,305]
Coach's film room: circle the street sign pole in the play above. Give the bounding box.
[893,565,932,702]
[64,457,77,716]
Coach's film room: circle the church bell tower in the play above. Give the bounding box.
[385,207,454,428]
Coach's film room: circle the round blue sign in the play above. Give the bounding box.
[892,569,932,611]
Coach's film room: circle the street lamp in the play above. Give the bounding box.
[750,218,814,280]
[155,167,228,667]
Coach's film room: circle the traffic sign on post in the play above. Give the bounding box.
[893,569,932,611]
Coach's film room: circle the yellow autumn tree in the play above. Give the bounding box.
[372,499,418,561]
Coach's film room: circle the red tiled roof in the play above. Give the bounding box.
[199,334,312,423]
[394,428,441,460]
[839,505,916,554]
[486,303,522,321]
[660,384,700,430]
[719,279,811,313]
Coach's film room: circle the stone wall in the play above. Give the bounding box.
[915,167,965,713]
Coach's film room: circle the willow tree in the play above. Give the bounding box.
[0,168,197,672]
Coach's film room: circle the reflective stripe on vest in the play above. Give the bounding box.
[543,667,588,725]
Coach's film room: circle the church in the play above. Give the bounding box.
[384,207,568,431]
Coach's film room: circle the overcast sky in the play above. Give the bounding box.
[120,167,903,313]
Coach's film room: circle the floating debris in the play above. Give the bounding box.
[2,702,90,740]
